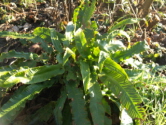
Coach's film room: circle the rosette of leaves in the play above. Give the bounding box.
[0,0,146,124]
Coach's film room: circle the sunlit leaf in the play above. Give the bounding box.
[101,58,145,119]
[50,28,63,53]
[0,31,34,39]
[80,60,91,91]
[65,22,75,42]
[112,41,149,62]
[63,47,76,65]
[0,64,64,87]
[109,18,141,32]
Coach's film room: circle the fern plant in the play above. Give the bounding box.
[0,0,146,124]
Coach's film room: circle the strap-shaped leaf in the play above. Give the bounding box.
[0,50,39,62]
[66,80,91,125]
[63,47,76,66]
[98,51,109,72]
[54,89,67,125]
[81,0,96,28]
[74,28,88,57]
[102,98,112,125]
[0,64,64,87]
[112,41,149,62]
[0,31,34,39]
[72,0,84,24]
[56,53,63,64]
[50,28,63,53]
[62,100,72,125]
[0,81,54,124]
[89,72,105,125]
[74,28,86,49]
[65,22,75,42]
[109,18,141,32]
[101,58,145,119]
[80,60,91,91]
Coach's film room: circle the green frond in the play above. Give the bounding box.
[0,50,40,62]
[0,31,34,39]
[74,28,88,57]
[81,0,96,28]
[66,80,91,125]
[50,28,63,53]
[102,98,112,125]
[63,47,76,66]
[101,58,145,119]
[112,41,148,62]
[80,60,91,91]
[65,22,75,42]
[72,1,84,24]
[0,64,64,87]
[62,100,73,125]
[54,89,67,125]
[109,18,141,32]
[98,51,109,72]
[0,81,54,125]
[89,72,105,125]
